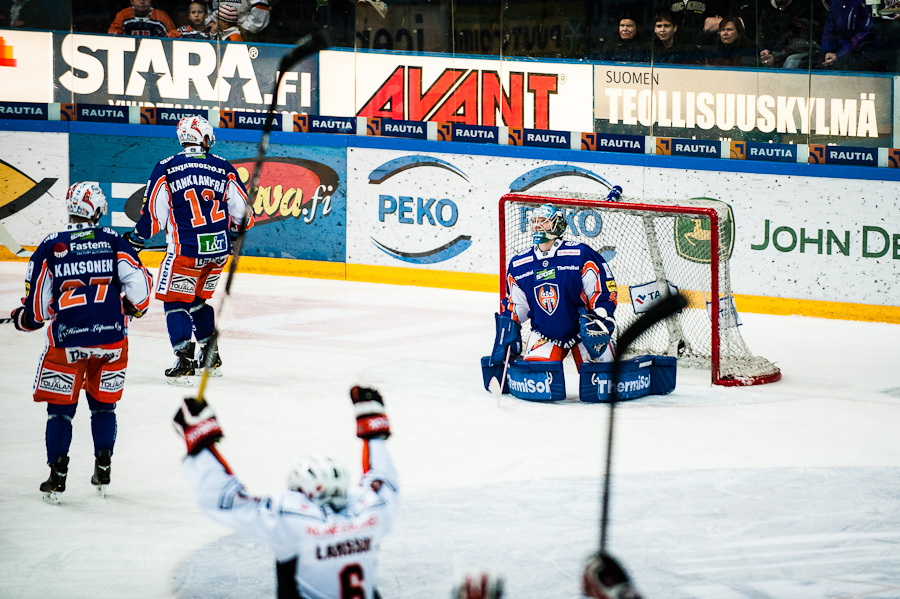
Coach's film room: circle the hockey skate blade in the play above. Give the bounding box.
[197,366,222,378]
[166,375,195,387]
[94,484,109,498]
[42,491,62,505]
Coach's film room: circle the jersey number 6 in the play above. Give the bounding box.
[339,563,365,599]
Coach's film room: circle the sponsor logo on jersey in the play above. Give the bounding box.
[536,268,555,281]
[557,249,580,256]
[512,256,533,268]
[53,242,68,258]
[65,347,123,363]
[197,231,227,255]
[71,240,112,253]
[556,264,578,271]
[203,275,219,293]
[38,369,75,395]
[169,273,197,295]
[674,200,735,264]
[99,369,126,393]
[315,537,373,560]
[513,269,534,281]
[71,229,95,240]
[535,283,559,315]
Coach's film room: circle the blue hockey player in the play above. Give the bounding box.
[487,203,618,400]
[124,115,255,384]
[11,182,152,503]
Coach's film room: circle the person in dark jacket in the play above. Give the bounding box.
[706,16,759,66]
[601,14,651,62]
[820,0,881,71]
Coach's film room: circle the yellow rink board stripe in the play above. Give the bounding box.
[3,250,898,324]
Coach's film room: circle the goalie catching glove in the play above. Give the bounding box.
[490,313,522,365]
[579,308,616,360]
[350,386,391,440]
[173,397,224,455]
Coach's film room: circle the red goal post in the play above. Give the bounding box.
[499,192,781,386]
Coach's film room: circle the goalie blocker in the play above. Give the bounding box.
[480,355,676,402]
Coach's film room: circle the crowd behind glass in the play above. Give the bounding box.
[2,0,897,72]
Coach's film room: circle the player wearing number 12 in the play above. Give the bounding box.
[125,115,255,384]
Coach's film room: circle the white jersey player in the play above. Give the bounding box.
[175,387,398,599]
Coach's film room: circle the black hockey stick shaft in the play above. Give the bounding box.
[195,33,327,403]
[599,292,689,553]
[0,317,14,324]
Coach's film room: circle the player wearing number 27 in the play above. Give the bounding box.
[175,386,398,599]
[125,115,255,384]
[490,203,619,373]
[10,182,152,503]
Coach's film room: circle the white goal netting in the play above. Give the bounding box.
[500,192,780,386]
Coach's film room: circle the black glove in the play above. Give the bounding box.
[173,397,223,455]
[11,306,43,332]
[350,386,390,440]
[582,552,643,599]
[228,221,241,242]
[123,230,146,252]
[122,297,144,318]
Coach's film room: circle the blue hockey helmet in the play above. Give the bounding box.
[531,203,567,245]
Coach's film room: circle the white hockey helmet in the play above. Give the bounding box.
[176,115,215,150]
[288,454,351,511]
[65,182,108,222]
[531,203,567,245]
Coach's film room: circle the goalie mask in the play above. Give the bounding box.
[531,203,567,245]
[288,454,350,511]
[177,115,215,150]
[65,182,108,223]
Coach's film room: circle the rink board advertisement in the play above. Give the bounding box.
[346,146,900,307]
[594,64,893,146]
[66,134,346,262]
[0,30,319,113]
[0,130,69,243]
[319,50,594,132]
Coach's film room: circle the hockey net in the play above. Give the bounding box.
[500,192,781,386]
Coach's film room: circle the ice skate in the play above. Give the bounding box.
[196,343,222,377]
[40,456,69,505]
[166,342,197,386]
[91,449,112,497]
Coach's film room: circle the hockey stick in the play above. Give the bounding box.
[599,292,688,553]
[488,346,512,405]
[195,32,328,403]
[0,317,14,325]
[0,222,32,258]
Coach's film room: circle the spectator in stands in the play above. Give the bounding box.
[706,16,758,66]
[651,9,697,63]
[209,1,269,41]
[600,12,651,62]
[216,2,243,41]
[0,0,61,30]
[663,0,725,47]
[820,0,881,70]
[757,0,824,69]
[173,0,212,39]
[108,0,177,37]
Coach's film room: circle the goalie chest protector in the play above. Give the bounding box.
[579,355,677,403]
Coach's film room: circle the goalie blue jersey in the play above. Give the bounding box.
[21,224,152,348]
[503,239,617,346]
[134,147,254,259]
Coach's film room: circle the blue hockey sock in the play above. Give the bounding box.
[190,299,216,345]
[164,301,194,351]
[87,394,117,455]
[46,403,77,464]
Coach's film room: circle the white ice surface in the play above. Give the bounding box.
[1,261,899,599]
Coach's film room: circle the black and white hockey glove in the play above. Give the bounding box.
[350,386,391,440]
[11,306,43,332]
[579,308,615,360]
[122,297,144,318]
[123,230,146,252]
[453,573,505,599]
[173,397,224,455]
[582,552,643,599]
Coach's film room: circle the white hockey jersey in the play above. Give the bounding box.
[183,440,399,599]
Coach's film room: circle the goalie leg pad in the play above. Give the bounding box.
[579,355,677,403]
[507,359,566,402]
[480,356,509,394]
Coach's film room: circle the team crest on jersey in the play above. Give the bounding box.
[53,242,68,258]
[535,283,559,315]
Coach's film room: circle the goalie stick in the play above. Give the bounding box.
[195,32,328,403]
[488,345,511,406]
[599,292,688,553]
